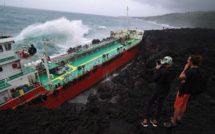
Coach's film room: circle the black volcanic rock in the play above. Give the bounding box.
[0,28,215,134]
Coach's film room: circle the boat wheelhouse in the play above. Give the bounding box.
[0,35,39,104]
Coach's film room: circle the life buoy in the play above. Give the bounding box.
[53,90,59,96]
[40,95,47,102]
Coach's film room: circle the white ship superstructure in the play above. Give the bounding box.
[0,35,37,104]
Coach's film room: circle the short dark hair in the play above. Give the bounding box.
[190,55,203,66]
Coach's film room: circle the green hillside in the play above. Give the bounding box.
[135,11,215,29]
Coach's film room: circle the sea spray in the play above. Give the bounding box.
[14,17,90,56]
[98,26,107,29]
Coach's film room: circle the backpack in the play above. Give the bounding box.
[189,68,207,95]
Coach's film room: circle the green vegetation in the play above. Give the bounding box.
[135,11,215,29]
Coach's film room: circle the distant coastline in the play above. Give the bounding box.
[133,11,215,29]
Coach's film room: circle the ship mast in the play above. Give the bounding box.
[36,41,58,88]
[126,6,129,33]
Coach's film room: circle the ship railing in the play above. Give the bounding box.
[51,38,118,65]
[0,32,12,39]
[42,36,138,91]
[0,62,37,83]
[20,62,37,75]
[0,65,37,88]
[0,79,11,91]
[1,70,23,81]
[42,84,52,91]
[0,51,18,61]
[67,51,118,80]
[41,59,102,91]
[76,38,116,54]
[41,44,120,91]
[0,70,21,90]
[79,38,116,54]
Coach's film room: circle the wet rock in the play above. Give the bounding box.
[99,91,112,99]
[97,87,105,92]
[109,95,120,103]
[208,100,215,106]
[1,29,215,134]
[134,80,142,87]
[119,70,128,77]
[125,113,138,123]
[87,93,98,102]
[127,89,142,99]
[74,103,86,114]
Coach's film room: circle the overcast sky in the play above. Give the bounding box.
[1,0,215,16]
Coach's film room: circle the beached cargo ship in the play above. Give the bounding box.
[0,29,144,110]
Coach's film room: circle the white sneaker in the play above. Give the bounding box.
[150,120,157,127]
[141,122,148,127]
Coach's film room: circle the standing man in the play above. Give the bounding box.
[142,56,177,127]
[164,55,203,127]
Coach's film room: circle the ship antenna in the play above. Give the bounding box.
[127,6,129,33]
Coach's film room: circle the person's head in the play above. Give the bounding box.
[161,56,173,67]
[187,55,203,66]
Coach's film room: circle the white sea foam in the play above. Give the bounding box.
[15,17,90,51]
[98,26,106,29]
[146,20,177,28]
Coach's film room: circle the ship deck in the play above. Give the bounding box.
[38,38,141,91]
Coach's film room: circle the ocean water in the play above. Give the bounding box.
[0,6,173,58]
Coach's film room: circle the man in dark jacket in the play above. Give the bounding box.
[142,56,177,127]
[164,55,203,127]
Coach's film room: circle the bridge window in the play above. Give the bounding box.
[0,45,3,52]
[4,43,11,51]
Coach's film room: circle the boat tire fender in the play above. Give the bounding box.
[40,95,47,102]
[27,101,31,106]
[92,65,98,73]
[53,90,59,96]
[87,71,91,76]
[82,74,87,79]
[68,81,73,87]
[73,79,77,84]
[78,76,83,82]
[28,44,37,55]
[32,97,39,105]
[63,84,69,90]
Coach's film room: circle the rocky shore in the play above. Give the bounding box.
[1,28,215,134]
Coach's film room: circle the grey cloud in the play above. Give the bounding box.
[134,0,215,12]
